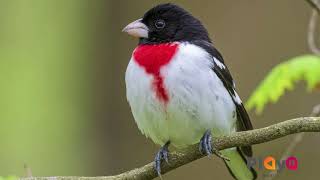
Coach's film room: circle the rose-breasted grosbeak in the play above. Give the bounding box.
[123,3,256,180]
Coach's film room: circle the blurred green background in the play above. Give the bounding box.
[0,0,319,179]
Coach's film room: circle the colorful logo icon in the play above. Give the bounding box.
[264,156,276,170]
[286,156,298,170]
[247,156,298,171]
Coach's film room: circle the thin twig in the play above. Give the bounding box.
[19,117,320,180]
[306,0,320,14]
[306,0,320,55]
[308,7,320,54]
[24,164,33,178]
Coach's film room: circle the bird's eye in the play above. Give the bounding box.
[155,19,166,29]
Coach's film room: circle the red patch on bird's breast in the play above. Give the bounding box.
[133,43,179,104]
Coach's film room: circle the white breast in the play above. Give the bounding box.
[125,43,237,148]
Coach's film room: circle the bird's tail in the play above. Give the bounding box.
[221,148,257,180]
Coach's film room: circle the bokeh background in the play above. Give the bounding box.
[1,0,319,179]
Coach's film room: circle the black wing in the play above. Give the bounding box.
[192,40,254,156]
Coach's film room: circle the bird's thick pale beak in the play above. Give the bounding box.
[122,18,149,38]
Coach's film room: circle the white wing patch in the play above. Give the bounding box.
[232,89,242,105]
[213,57,226,69]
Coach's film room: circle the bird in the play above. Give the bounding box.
[122,3,257,180]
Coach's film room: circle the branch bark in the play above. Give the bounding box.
[20,117,320,180]
[266,104,320,180]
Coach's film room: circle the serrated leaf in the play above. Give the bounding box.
[246,55,320,114]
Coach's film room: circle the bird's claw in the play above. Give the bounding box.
[199,130,230,161]
[154,141,170,177]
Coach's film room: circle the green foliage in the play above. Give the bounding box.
[0,176,18,180]
[246,55,320,114]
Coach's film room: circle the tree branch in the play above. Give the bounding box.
[306,0,320,14]
[266,104,320,180]
[19,117,320,180]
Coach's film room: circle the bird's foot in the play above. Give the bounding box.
[154,141,170,177]
[199,130,229,161]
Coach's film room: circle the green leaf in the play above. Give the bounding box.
[0,176,18,180]
[246,55,320,114]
